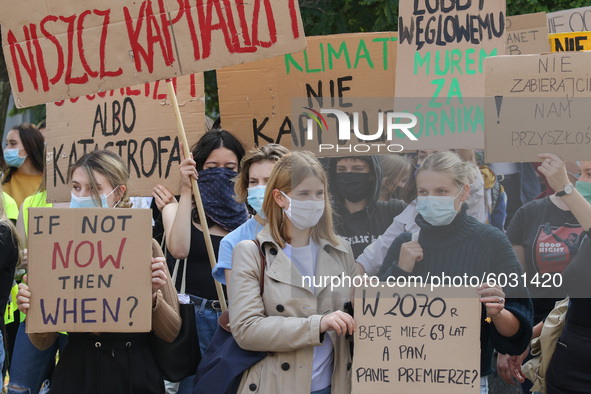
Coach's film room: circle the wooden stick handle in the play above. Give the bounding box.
[166,80,227,312]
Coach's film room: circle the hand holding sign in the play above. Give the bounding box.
[537,153,570,192]
[17,276,30,315]
[178,148,199,195]
[320,310,356,337]
[151,257,167,307]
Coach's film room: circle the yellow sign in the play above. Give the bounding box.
[550,32,591,52]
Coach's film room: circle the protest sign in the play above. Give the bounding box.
[26,208,153,333]
[484,52,591,162]
[46,74,205,202]
[547,6,591,34]
[549,32,591,52]
[395,0,506,150]
[505,13,550,55]
[0,0,306,108]
[353,286,480,394]
[217,32,398,155]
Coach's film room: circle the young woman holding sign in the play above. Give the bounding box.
[16,150,180,394]
[229,151,355,394]
[378,151,533,394]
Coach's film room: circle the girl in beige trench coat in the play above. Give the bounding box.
[229,151,356,394]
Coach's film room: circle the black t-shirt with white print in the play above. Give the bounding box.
[507,196,583,323]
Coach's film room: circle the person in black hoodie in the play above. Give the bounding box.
[328,155,407,259]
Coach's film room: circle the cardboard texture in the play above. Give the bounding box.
[549,32,591,52]
[0,0,306,108]
[26,208,153,333]
[353,286,480,394]
[217,32,398,155]
[505,13,550,55]
[548,6,591,34]
[46,74,205,202]
[484,52,591,162]
[395,0,506,150]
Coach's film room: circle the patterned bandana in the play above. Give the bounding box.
[197,167,248,232]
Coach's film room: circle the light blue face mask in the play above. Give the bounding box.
[69,186,119,208]
[416,187,464,226]
[4,148,26,168]
[247,185,266,218]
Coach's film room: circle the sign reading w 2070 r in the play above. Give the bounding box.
[0,0,306,107]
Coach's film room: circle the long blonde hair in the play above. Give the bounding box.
[417,151,477,189]
[263,151,338,248]
[67,150,131,208]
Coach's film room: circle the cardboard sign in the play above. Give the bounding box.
[505,13,550,55]
[484,52,591,162]
[353,286,480,394]
[217,32,398,154]
[548,6,591,34]
[394,0,506,150]
[26,208,153,333]
[0,0,306,108]
[45,74,205,202]
[549,32,591,52]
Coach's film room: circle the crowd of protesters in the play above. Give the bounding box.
[0,121,589,394]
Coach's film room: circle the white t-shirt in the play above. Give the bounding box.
[284,240,334,392]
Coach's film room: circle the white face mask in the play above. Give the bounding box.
[281,191,325,230]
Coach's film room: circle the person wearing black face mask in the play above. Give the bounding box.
[328,156,407,258]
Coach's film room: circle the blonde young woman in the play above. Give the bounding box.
[229,151,355,394]
[378,151,533,393]
[16,150,180,394]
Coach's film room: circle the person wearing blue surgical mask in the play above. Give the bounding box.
[2,124,44,207]
[68,157,127,209]
[15,150,180,394]
[212,144,288,288]
[378,151,533,394]
[228,151,355,394]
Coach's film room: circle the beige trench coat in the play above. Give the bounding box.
[229,226,355,394]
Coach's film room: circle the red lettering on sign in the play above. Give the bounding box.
[40,16,65,85]
[29,24,50,92]
[288,0,300,39]
[94,9,123,78]
[77,10,98,78]
[253,0,277,48]
[7,28,38,92]
[98,238,126,269]
[60,14,89,85]
[124,0,175,73]
[53,240,74,269]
